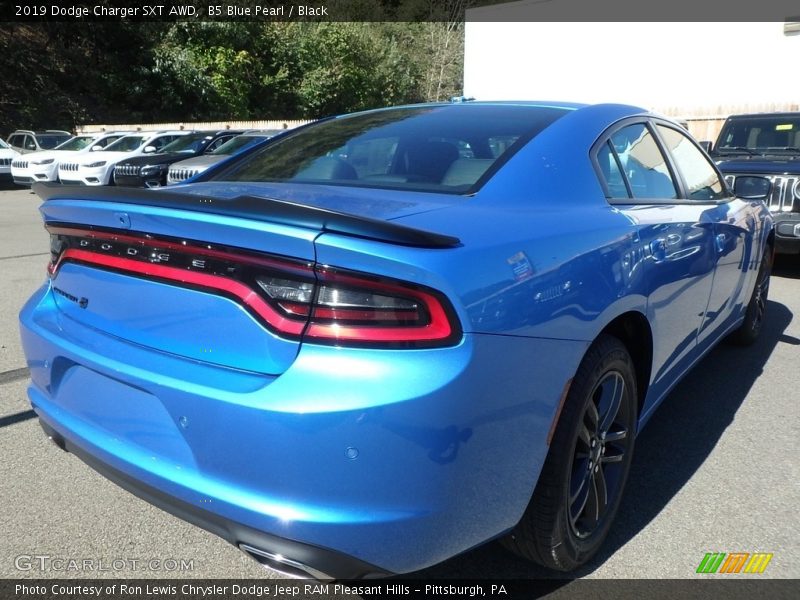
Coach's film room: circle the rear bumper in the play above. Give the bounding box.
[37,417,386,579]
[19,282,586,574]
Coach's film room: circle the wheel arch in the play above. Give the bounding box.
[598,311,653,422]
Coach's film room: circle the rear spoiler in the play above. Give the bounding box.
[34,184,461,249]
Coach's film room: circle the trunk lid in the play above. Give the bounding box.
[37,183,459,375]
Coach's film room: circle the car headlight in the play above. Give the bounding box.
[85,161,106,168]
[140,165,164,176]
[794,178,800,200]
[32,158,54,165]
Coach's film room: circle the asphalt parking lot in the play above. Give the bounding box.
[0,184,798,581]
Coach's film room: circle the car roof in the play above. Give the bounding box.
[725,112,800,119]
[336,100,589,116]
[239,129,284,136]
[10,129,72,135]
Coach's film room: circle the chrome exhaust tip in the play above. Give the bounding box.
[239,543,334,581]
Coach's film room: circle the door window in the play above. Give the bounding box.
[608,123,677,199]
[656,125,726,201]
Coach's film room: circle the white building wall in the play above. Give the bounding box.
[464,18,800,140]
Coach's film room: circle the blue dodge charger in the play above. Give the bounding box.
[20,102,774,578]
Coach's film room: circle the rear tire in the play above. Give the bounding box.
[502,334,637,571]
[728,249,771,346]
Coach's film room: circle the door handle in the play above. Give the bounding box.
[649,239,667,262]
[715,233,727,253]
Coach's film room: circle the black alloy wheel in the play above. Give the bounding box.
[502,334,637,571]
[728,248,772,346]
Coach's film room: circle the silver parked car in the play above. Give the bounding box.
[166,130,283,184]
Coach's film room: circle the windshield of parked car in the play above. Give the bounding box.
[717,115,800,155]
[54,136,95,151]
[211,134,272,156]
[37,134,72,149]
[161,134,212,154]
[96,135,124,147]
[0,139,10,149]
[104,136,146,152]
[211,105,569,193]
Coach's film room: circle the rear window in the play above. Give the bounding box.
[212,105,569,193]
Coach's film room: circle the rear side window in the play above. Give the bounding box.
[212,105,569,194]
[596,142,629,198]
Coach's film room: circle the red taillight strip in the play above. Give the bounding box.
[47,226,312,276]
[52,249,306,336]
[48,227,461,347]
[308,270,453,342]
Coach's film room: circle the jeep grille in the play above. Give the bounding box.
[114,164,141,177]
[167,167,199,184]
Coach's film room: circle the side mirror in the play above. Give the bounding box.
[91,145,103,151]
[733,175,771,200]
[698,141,712,153]
[143,145,157,154]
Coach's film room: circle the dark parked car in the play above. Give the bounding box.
[705,112,800,254]
[113,130,243,187]
[167,130,283,185]
[21,102,774,578]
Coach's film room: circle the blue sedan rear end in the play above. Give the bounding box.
[19,102,774,577]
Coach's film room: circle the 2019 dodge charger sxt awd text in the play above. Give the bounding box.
[20,102,774,578]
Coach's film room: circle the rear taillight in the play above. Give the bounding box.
[46,225,461,348]
[257,267,458,346]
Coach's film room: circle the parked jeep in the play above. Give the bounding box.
[705,112,800,254]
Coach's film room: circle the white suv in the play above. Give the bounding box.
[58,131,189,186]
[11,131,129,186]
[0,138,18,181]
